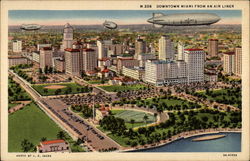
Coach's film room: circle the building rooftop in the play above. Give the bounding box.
[8,56,26,59]
[223,52,235,55]
[65,48,80,52]
[83,48,95,52]
[73,41,83,45]
[64,23,73,29]
[41,47,52,51]
[99,57,110,61]
[41,139,65,145]
[184,49,203,51]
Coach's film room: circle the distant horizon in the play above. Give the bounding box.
[9,23,242,27]
[9,10,241,26]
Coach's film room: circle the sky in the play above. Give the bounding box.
[9,10,241,26]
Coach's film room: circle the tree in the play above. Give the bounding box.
[143,114,149,124]
[154,113,158,122]
[21,139,34,152]
[130,119,135,128]
[40,137,47,142]
[43,88,48,95]
[57,131,66,139]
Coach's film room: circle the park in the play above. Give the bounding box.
[32,82,92,96]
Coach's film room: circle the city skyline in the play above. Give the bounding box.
[9,10,241,26]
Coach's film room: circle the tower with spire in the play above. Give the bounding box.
[63,23,74,50]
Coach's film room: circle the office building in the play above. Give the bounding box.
[159,35,174,60]
[134,37,146,59]
[223,52,235,75]
[37,44,52,51]
[234,47,242,76]
[177,42,185,60]
[138,53,156,67]
[12,40,22,53]
[117,57,139,73]
[8,56,31,67]
[184,49,205,83]
[63,23,74,50]
[122,66,145,80]
[39,47,53,70]
[82,48,98,72]
[65,48,82,77]
[208,39,218,57]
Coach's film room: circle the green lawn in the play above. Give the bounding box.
[99,84,146,92]
[32,82,91,96]
[87,80,106,84]
[9,103,62,152]
[8,103,20,109]
[8,102,84,152]
[107,134,129,147]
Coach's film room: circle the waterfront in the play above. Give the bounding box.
[130,132,241,152]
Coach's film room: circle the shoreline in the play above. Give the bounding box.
[192,134,226,141]
[121,128,241,152]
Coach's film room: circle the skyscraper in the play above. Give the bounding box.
[223,52,235,75]
[184,49,205,83]
[177,42,185,60]
[208,39,218,57]
[234,47,242,76]
[39,47,53,71]
[97,40,107,59]
[82,48,98,72]
[135,37,146,59]
[65,48,82,77]
[159,35,174,60]
[63,23,74,50]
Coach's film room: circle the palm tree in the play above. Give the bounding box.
[143,114,149,124]
[21,139,34,152]
[40,137,47,142]
[57,131,66,139]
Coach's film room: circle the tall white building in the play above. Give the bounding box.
[13,40,22,53]
[145,59,188,86]
[37,44,51,51]
[145,60,167,86]
[63,23,74,50]
[223,52,235,75]
[65,48,82,77]
[184,49,205,83]
[235,48,242,76]
[177,42,185,60]
[158,35,174,60]
[97,40,108,67]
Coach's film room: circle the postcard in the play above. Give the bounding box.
[1,0,249,161]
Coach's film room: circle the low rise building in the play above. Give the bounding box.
[109,76,137,85]
[8,56,31,67]
[117,57,139,73]
[37,139,70,153]
[32,51,40,63]
[204,73,218,82]
[122,66,145,80]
